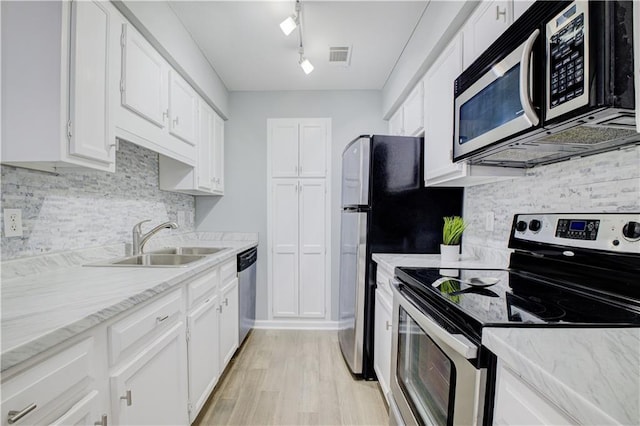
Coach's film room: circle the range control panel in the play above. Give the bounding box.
[555,218,599,240]
[511,213,640,253]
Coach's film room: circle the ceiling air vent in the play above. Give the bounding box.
[329,46,351,66]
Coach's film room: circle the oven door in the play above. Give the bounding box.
[389,281,486,426]
[453,29,541,162]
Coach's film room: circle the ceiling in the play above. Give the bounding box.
[168,1,429,92]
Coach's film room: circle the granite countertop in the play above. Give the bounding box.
[372,253,508,271]
[1,232,258,372]
[484,327,640,425]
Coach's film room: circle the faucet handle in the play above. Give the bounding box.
[132,219,151,233]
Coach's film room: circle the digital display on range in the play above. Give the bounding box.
[569,220,586,231]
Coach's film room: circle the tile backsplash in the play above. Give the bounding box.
[1,140,195,260]
[463,145,640,259]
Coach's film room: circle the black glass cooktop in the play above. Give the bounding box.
[395,267,640,334]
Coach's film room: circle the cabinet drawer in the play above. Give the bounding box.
[1,338,93,426]
[187,268,218,309]
[220,258,237,285]
[109,289,182,365]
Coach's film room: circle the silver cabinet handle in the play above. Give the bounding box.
[223,297,229,306]
[7,403,37,424]
[156,315,169,323]
[385,321,392,331]
[94,414,108,426]
[162,110,169,121]
[120,390,132,406]
[519,29,540,127]
[294,165,298,174]
[217,305,223,313]
[173,116,180,126]
[496,5,506,21]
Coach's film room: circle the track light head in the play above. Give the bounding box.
[280,15,297,36]
[299,57,314,74]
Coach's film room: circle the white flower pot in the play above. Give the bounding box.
[440,244,460,262]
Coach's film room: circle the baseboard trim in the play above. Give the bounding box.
[254,320,339,330]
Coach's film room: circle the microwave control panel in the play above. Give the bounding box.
[546,1,589,120]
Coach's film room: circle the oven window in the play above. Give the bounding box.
[397,306,455,426]
[459,64,523,144]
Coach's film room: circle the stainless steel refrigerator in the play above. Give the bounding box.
[338,135,463,379]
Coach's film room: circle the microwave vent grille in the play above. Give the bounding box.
[535,126,638,146]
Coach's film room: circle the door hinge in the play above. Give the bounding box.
[186,327,191,342]
[120,79,125,93]
[67,120,73,140]
[188,403,193,415]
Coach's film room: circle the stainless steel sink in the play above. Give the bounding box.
[86,253,207,268]
[149,247,226,256]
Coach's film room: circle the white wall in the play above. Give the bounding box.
[196,90,387,321]
[114,0,229,118]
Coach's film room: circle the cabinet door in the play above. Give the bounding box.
[299,119,327,178]
[169,71,198,146]
[424,36,466,184]
[120,23,168,128]
[68,0,114,166]
[388,108,404,136]
[187,295,219,422]
[110,322,188,426]
[197,101,214,191]
[271,179,300,317]
[299,179,326,318]
[403,82,424,136]
[219,278,239,369]
[50,390,103,426]
[494,363,576,425]
[212,113,225,192]
[513,1,536,21]
[269,119,299,177]
[374,289,393,402]
[462,0,512,68]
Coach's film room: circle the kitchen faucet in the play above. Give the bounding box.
[132,220,178,255]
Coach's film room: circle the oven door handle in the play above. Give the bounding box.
[391,280,478,360]
[519,29,540,126]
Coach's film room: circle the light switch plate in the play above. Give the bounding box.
[4,208,23,237]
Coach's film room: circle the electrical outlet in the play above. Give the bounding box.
[4,208,23,237]
[485,211,495,232]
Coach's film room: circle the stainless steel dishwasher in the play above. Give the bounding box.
[237,247,257,345]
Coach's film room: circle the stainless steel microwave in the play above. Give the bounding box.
[453,0,639,168]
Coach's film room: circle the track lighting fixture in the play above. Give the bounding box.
[281,0,314,74]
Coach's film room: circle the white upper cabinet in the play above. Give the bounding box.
[402,82,425,136]
[513,1,536,21]
[116,22,196,166]
[168,71,198,146]
[1,0,117,173]
[269,119,329,178]
[158,100,224,196]
[120,23,168,129]
[462,0,513,69]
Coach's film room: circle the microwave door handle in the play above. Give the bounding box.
[519,29,540,126]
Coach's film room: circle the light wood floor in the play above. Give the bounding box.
[195,329,389,426]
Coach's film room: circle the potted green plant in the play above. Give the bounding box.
[441,216,467,262]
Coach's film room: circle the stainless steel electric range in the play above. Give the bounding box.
[388,213,640,426]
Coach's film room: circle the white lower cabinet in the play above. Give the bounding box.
[493,362,576,425]
[219,278,240,369]
[0,338,105,426]
[374,288,393,403]
[110,322,188,425]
